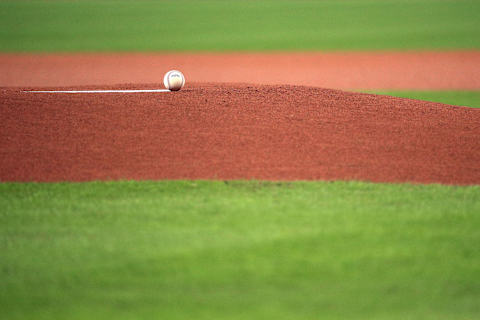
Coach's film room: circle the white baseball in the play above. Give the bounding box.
[163,70,185,91]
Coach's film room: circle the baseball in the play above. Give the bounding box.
[163,70,185,91]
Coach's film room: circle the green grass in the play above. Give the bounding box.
[2,180,480,320]
[1,0,479,52]
[372,91,480,108]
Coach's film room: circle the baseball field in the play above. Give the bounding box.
[1,1,480,319]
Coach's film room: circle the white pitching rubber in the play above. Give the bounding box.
[24,89,171,93]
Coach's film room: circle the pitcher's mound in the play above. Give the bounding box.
[1,83,479,184]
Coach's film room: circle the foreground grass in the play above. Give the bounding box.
[1,180,480,320]
[373,91,480,108]
[0,0,479,52]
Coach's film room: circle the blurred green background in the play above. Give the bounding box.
[368,91,480,108]
[2,1,480,319]
[1,0,479,52]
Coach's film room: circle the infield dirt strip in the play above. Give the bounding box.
[1,83,479,184]
[1,51,480,89]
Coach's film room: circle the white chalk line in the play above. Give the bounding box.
[24,89,171,94]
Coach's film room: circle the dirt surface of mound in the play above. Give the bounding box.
[1,83,479,184]
[1,51,479,89]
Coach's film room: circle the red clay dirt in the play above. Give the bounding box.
[1,51,480,89]
[1,83,479,184]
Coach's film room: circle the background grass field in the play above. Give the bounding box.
[370,91,480,108]
[1,0,480,319]
[1,0,479,52]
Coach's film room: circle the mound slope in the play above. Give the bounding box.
[1,83,479,184]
